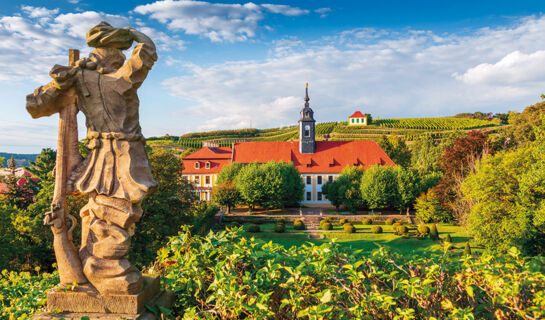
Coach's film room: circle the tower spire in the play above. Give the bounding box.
[304,82,309,106]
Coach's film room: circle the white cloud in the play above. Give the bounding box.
[162,15,545,131]
[454,50,545,85]
[315,7,331,18]
[21,6,60,18]
[134,0,308,42]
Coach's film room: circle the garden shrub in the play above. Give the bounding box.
[465,242,472,255]
[274,223,285,233]
[362,218,373,225]
[156,226,545,319]
[293,220,306,230]
[430,224,439,240]
[321,222,333,231]
[343,223,355,233]
[415,189,451,223]
[385,218,395,225]
[392,222,401,229]
[417,225,430,236]
[248,224,260,233]
[396,225,408,235]
[339,218,347,225]
[277,217,287,224]
[372,225,383,234]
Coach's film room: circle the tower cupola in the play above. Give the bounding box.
[299,82,316,154]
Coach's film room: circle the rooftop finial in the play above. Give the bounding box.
[304,82,309,104]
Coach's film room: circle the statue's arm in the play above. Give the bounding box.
[117,28,158,89]
[26,65,78,118]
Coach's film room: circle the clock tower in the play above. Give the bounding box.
[299,83,316,154]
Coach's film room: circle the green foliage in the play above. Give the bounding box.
[157,227,545,319]
[395,225,408,235]
[378,135,412,168]
[24,148,55,183]
[338,218,347,225]
[0,269,58,320]
[385,218,395,225]
[362,218,373,225]
[321,222,333,231]
[211,180,240,214]
[394,166,422,212]
[445,234,452,243]
[417,225,430,236]
[235,161,304,209]
[248,224,261,233]
[375,117,494,130]
[415,189,451,223]
[216,163,244,184]
[372,225,383,234]
[274,222,286,233]
[132,148,198,267]
[360,165,399,211]
[463,144,545,255]
[343,223,355,233]
[293,219,306,230]
[323,166,364,213]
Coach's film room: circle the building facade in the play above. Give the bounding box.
[348,111,368,126]
[181,86,394,206]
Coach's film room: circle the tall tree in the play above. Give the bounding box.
[378,135,412,168]
[394,167,421,213]
[360,165,399,211]
[216,162,244,184]
[211,180,240,214]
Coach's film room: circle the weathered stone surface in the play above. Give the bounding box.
[34,289,174,320]
[46,275,160,314]
[26,21,158,295]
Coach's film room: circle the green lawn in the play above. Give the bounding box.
[242,223,476,257]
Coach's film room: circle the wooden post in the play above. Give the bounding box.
[49,49,87,285]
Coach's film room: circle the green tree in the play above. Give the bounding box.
[378,135,412,168]
[25,148,55,184]
[216,162,244,184]
[131,147,197,267]
[321,179,342,211]
[462,146,540,254]
[414,189,451,223]
[234,163,266,210]
[394,167,421,213]
[360,165,399,211]
[211,180,240,214]
[337,166,364,213]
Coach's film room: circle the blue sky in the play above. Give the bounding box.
[1,0,544,153]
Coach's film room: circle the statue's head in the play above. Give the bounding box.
[89,47,126,74]
[85,21,133,73]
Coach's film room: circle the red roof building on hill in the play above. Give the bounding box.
[348,110,368,126]
[181,85,394,205]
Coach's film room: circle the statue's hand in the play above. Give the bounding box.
[44,203,64,230]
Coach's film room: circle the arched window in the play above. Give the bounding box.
[304,125,310,137]
[205,161,211,169]
[194,162,200,169]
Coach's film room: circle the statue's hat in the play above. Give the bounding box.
[87,21,133,50]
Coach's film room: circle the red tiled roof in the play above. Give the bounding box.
[232,140,395,173]
[349,111,366,118]
[182,147,232,174]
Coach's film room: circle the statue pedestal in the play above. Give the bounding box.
[34,275,173,320]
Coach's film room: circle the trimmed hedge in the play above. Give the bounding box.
[417,225,430,236]
[293,220,306,230]
[343,223,355,233]
[248,224,261,233]
[362,218,373,225]
[275,223,286,233]
[385,218,395,225]
[372,225,383,234]
[321,222,333,231]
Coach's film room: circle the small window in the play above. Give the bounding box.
[317,176,322,185]
[306,176,312,184]
[317,192,323,201]
[304,125,310,137]
[205,161,210,169]
[351,118,354,123]
[205,176,210,184]
[328,176,333,183]
[306,191,312,201]
[305,112,309,117]
[194,176,200,184]
[357,118,360,123]
[194,162,200,169]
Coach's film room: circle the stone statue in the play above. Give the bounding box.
[26,21,158,298]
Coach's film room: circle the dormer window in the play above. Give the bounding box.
[205,161,211,169]
[194,162,200,169]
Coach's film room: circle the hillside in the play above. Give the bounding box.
[0,152,38,167]
[147,116,502,151]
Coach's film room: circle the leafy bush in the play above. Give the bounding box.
[274,223,286,233]
[339,218,347,225]
[417,225,430,236]
[293,219,306,230]
[0,269,58,319]
[343,223,355,233]
[248,224,260,233]
[372,225,383,234]
[464,242,472,255]
[385,218,395,225]
[157,227,545,319]
[415,189,451,223]
[321,222,333,231]
[396,225,408,235]
[362,218,373,225]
